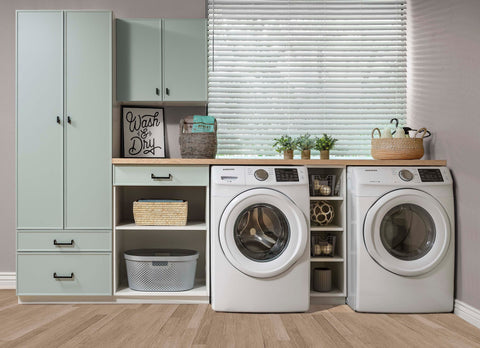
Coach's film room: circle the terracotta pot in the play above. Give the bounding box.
[320,150,330,160]
[283,150,294,160]
[301,150,311,160]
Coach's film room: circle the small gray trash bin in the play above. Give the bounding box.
[124,249,199,292]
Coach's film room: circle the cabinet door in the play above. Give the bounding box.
[116,19,162,101]
[16,11,64,229]
[65,12,112,229]
[163,19,207,102]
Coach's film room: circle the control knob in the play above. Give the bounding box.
[399,169,414,182]
[254,169,269,181]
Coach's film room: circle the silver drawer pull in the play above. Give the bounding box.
[151,173,173,180]
[53,272,74,280]
[53,239,74,246]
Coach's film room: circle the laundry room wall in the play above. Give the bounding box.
[408,0,480,310]
[0,0,206,273]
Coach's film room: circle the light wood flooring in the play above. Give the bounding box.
[1,290,479,347]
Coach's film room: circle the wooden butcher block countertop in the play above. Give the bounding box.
[112,158,446,166]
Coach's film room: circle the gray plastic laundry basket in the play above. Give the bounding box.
[124,249,199,292]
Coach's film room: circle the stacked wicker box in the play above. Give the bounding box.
[133,200,188,226]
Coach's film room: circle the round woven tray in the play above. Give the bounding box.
[371,127,427,160]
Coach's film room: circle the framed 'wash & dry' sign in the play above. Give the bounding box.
[122,106,165,158]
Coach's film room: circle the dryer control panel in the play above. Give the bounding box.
[211,166,308,186]
[348,167,452,188]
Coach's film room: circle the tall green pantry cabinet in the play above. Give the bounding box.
[16,11,112,297]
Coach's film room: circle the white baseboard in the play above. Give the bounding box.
[0,272,16,289]
[454,299,480,329]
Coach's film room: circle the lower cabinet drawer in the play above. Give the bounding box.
[17,231,111,252]
[17,253,111,296]
[113,165,209,186]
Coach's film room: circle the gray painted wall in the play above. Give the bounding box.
[408,0,480,309]
[0,0,205,272]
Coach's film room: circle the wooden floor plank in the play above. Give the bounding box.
[0,291,479,348]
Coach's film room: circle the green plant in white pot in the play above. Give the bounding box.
[273,135,295,159]
[314,134,338,160]
[295,134,315,160]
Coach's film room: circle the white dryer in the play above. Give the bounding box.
[347,167,455,313]
[211,166,310,312]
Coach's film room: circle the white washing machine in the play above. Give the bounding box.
[211,166,310,312]
[347,167,455,313]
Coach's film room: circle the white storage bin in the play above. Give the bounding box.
[124,249,199,292]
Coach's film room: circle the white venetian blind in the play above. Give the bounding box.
[208,0,407,157]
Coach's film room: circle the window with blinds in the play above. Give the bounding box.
[207,0,407,158]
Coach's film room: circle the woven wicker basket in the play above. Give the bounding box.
[371,127,427,160]
[133,200,188,226]
[179,117,217,159]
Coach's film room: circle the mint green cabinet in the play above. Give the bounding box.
[16,11,112,231]
[116,19,162,102]
[16,11,112,297]
[116,18,206,102]
[16,11,64,229]
[163,19,207,102]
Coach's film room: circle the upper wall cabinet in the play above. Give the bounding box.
[116,18,207,103]
[16,11,112,230]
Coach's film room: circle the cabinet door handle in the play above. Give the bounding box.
[53,239,74,246]
[57,116,61,124]
[67,116,72,124]
[53,272,74,279]
[165,88,170,96]
[156,88,160,96]
[151,173,173,180]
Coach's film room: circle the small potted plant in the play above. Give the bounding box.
[273,135,295,159]
[295,133,315,160]
[315,134,338,160]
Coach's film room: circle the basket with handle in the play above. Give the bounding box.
[371,127,428,160]
[179,117,217,159]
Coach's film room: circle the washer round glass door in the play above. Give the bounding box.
[364,189,450,276]
[219,188,308,278]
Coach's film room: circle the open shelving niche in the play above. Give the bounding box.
[113,185,209,304]
[307,166,347,305]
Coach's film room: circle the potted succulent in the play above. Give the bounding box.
[295,133,315,160]
[273,135,295,159]
[314,134,338,160]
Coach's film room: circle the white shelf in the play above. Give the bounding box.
[115,221,206,231]
[310,224,343,232]
[310,196,343,201]
[115,284,207,298]
[311,257,344,262]
[310,289,345,297]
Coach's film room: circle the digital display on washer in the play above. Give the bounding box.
[275,168,299,182]
[418,169,444,182]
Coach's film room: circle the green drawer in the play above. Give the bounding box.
[17,231,111,252]
[17,253,111,296]
[113,165,208,186]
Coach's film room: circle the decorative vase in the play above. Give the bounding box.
[283,150,294,160]
[320,150,330,160]
[301,149,311,160]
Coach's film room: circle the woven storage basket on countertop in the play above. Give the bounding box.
[371,127,427,160]
[133,200,188,226]
[179,117,217,159]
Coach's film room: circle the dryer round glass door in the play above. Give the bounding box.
[219,188,308,278]
[364,189,451,276]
